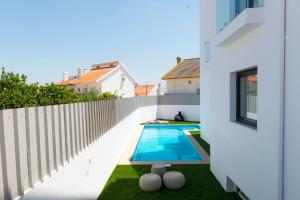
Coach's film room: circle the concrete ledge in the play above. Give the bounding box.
[216,7,264,47]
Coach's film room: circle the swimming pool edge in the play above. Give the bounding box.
[118,125,210,165]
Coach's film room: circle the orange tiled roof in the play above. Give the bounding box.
[135,85,155,96]
[247,75,257,82]
[59,67,115,85]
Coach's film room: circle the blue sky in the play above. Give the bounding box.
[0,0,199,85]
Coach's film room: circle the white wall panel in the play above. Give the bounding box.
[26,108,40,187]
[45,106,55,174]
[58,105,66,164]
[73,104,79,155]
[52,106,61,169]
[35,107,47,181]
[63,104,72,161]
[0,110,18,199]
[69,104,75,157]
[157,105,200,122]
[0,134,4,200]
[13,108,30,194]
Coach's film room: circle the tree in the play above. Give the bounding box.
[0,68,118,110]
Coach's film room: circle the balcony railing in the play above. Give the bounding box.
[216,0,264,33]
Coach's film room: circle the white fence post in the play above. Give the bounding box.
[13,108,30,195]
[99,101,104,136]
[58,105,66,165]
[78,103,83,152]
[0,134,4,200]
[63,104,71,162]
[69,104,75,158]
[85,103,90,146]
[36,107,47,180]
[52,105,61,169]
[0,110,18,199]
[25,108,39,188]
[74,104,79,155]
[44,106,55,174]
[82,103,87,149]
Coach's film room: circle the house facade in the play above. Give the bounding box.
[59,61,138,98]
[200,0,300,200]
[162,57,200,94]
[135,85,158,96]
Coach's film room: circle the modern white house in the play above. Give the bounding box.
[59,61,138,98]
[162,57,200,94]
[200,0,300,200]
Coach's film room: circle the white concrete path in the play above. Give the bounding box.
[21,138,111,200]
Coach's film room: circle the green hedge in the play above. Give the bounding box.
[0,68,118,110]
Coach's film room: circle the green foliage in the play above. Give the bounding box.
[0,68,118,110]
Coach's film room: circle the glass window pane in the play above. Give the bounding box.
[204,40,211,63]
[217,0,264,33]
[237,69,257,126]
[216,0,231,33]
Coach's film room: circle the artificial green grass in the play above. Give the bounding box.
[190,131,210,156]
[98,121,237,199]
[98,165,241,200]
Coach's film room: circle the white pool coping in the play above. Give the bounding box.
[118,125,210,165]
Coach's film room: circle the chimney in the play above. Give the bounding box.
[63,72,70,81]
[176,56,182,64]
[78,67,83,77]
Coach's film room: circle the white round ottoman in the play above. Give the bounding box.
[151,164,166,176]
[139,173,162,192]
[163,171,185,190]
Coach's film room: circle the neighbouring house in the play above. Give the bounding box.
[162,57,200,94]
[58,61,138,98]
[200,1,299,200]
[135,85,158,96]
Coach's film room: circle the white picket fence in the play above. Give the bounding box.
[0,95,199,200]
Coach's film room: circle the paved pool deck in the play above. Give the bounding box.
[118,125,210,165]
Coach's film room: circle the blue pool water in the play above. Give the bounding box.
[131,125,202,161]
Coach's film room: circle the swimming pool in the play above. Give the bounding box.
[131,125,202,162]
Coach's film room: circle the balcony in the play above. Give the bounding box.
[216,0,264,46]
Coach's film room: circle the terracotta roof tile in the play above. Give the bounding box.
[59,67,114,85]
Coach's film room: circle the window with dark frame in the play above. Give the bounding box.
[236,68,257,127]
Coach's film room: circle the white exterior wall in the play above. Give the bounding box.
[166,78,200,94]
[200,1,284,200]
[22,106,156,200]
[72,82,100,94]
[284,1,300,200]
[100,68,135,98]
[157,105,200,122]
[139,105,157,123]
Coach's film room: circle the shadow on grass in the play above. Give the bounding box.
[98,165,241,200]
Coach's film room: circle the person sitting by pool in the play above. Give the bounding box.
[174,111,184,121]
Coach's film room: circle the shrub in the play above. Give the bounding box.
[0,68,118,110]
